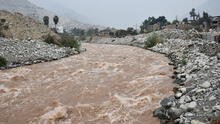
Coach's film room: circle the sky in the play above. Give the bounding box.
[30,0,208,29]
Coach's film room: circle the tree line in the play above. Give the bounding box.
[42,8,213,38]
[140,8,212,32]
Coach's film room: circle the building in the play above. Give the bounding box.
[98,29,111,37]
[212,16,220,31]
[56,26,64,33]
[165,24,192,30]
[143,24,160,33]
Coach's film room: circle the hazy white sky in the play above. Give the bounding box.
[30,0,208,28]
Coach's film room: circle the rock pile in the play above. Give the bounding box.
[0,37,78,69]
[151,34,220,123]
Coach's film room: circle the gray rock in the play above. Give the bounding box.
[209,96,216,101]
[199,81,211,88]
[153,107,169,119]
[160,97,174,108]
[168,107,183,119]
[179,95,191,104]
[187,101,197,111]
[191,120,205,124]
[175,92,182,99]
[213,105,220,111]
[217,53,220,60]
[180,87,187,94]
[180,104,188,111]
[184,112,194,117]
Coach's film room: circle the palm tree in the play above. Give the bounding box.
[43,16,49,27]
[53,15,59,28]
[190,8,197,21]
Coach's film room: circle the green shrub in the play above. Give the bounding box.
[44,34,81,50]
[44,35,55,44]
[61,36,81,50]
[44,35,62,46]
[179,56,188,66]
[144,34,161,48]
[0,56,7,67]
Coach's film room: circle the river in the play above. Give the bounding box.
[0,43,174,124]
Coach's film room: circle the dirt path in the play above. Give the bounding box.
[0,43,174,124]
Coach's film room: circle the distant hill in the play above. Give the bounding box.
[197,0,220,16]
[0,0,101,30]
[28,0,89,24]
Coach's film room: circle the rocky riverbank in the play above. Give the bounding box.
[151,34,220,124]
[0,37,79,69]
[86,29,220,124]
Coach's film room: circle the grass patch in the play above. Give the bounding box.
[43,35,62,46]
[61,36,81,50]
[0,56,7,67]
[44,35,81,50]
[44,35,55,44]
[179,56,188,66]
[144,34,162,48]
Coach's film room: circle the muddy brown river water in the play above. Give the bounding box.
[0,43,174,124]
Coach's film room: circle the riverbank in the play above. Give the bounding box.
[0,37,80,69]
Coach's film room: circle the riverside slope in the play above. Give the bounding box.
[0,43,174,124]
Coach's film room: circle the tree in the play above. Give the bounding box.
[148,17,157,25]
[190,8,197,21]
[182,18,188,24]
[196,12,201,20]
[201,11,212,26]
[53,15,59,28]
[127,27,137,35]
[172,20,179,24]
[43,16,49,27]
[140,16,169,33]
[156,16,169,28]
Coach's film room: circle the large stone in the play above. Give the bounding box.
[180,87,187,94]
[160,97,174,108]
[179,95,191,104]
[168,107,183,119]
[199,81,211,88]
[213,105,220,111]
[187,101,197,111]
[153,107,170,120]
[175,92,182,99]
[216,53,220,60]
[191,120,205,124]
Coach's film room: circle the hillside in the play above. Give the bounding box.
[0,0,99,30]
[0,10,59,40]
[29,0,88,23]
[197,0,220,16]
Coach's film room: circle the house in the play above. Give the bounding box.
[56,26,64,33]
[98,29,112,37]
[165,24,177,29]
[143,24,160,32]
[212,16,220,31]
[165,24,192,30]
[98,28,117,37]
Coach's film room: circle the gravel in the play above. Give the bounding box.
[0,37,79,69]
[150,30,220,124]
